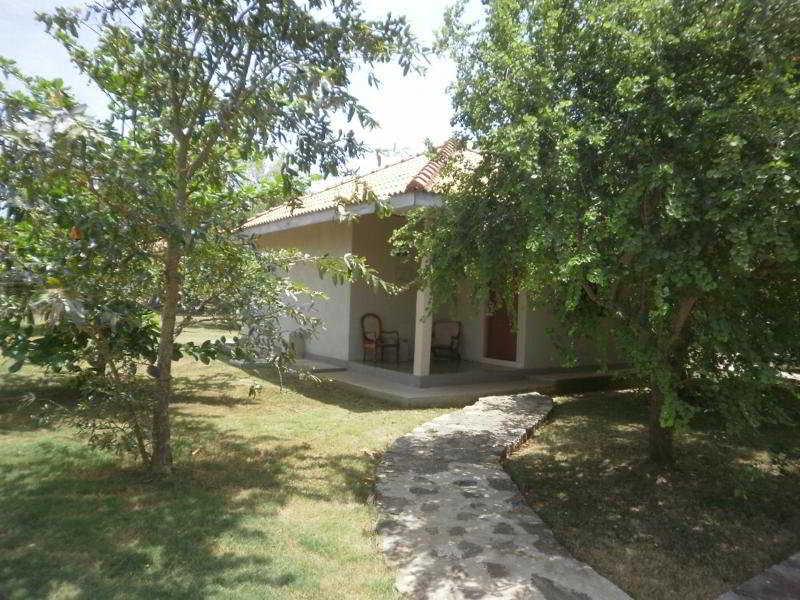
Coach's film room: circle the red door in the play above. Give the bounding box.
[485,295,517,362]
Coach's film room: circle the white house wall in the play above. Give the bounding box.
[252,212,615,370]
[523,307,568,369]
[255,220,353,361]
[434,289,613,371]
[432,295,484,363]
[348,215,417,361]
[524,306,619,370]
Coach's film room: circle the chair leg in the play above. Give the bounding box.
[396,345,399,366]
[363,348,366,363]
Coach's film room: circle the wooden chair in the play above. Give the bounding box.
[432,320,462,362]
[361,313,400,365]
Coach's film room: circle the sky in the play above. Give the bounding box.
[0,0,467,174]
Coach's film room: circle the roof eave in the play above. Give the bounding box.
[239,191,442,237]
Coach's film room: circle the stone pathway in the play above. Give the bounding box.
[718,552,800,599]
[375,392,631,599]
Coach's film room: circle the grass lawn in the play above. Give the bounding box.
[0,325,448,599]
[506,389,800,600]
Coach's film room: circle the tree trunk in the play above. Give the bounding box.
[646,295,695,465]
[648,386,674,464]
[151,135,189,475]
[151,241,181,474]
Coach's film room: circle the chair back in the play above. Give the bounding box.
[361,313,382,341]
[433,320,461,345]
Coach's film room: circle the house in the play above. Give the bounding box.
[239,141,611,389]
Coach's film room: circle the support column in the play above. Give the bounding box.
[412,286,432,377]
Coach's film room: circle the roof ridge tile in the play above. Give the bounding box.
[404,138,461,193]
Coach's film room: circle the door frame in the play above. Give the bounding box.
[479,292,527,368]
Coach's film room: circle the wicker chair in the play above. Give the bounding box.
[361,313,400,365]
[432,320,462,362]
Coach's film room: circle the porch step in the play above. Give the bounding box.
[527,369,637,394]
[345,359,527,389]
[326,369,535,408]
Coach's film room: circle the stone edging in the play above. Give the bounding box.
[718,551,800,599]
[375,392,631,599]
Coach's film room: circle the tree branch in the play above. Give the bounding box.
[187,44,254,177]
[669,296,697,346]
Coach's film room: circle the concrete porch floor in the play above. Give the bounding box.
[347,358,507,376]
[295,357,632,407]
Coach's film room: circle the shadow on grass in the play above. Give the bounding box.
[184,319,237,331]
[0,422,279,598]
[0,372,80,435]
[170,407,380,504]
[236,363,419,414]
[0,372,78,401]
[0,403,382,599]
[170,359,417,413]
[171,371,252,408]
[0,357,422,598]
[506,390,800,600]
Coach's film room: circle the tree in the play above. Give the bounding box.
[0,66,340,464]
[401,0,800,462]
[2,0,419,473]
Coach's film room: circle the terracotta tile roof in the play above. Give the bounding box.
[404,138,461,193]
[240,141,478,231]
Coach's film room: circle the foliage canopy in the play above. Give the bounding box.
[398,0,800,461]
[1,0,420,471]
